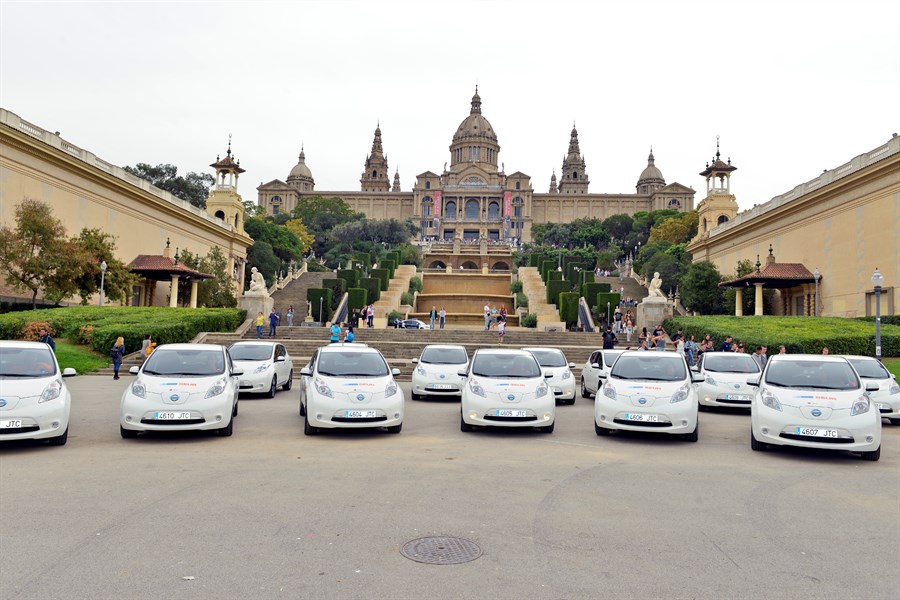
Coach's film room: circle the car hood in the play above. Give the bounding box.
[606,379,687,406]
[767,387,863,410]
[0,376,61,408]
[541,366,572,382]
[133,374,225,404]
[416,362,467,378]
[317,375,394,402]
[471,376,545,402]
[704,371,756,388]
[859,377,898,400]
[233,359,274,370]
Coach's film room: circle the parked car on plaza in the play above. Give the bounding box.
[750,354,882,460]
[0,340,76,446]
[843,355,900,425]
[299,344,403,434]
[120,344,241,438]
[694,351,760,410]
[523,347,576,405]
[228,341,294,397]
[395,319,428,329]
[459,348,555,433]
[411,344,469,400]
[594,350,702,441]
[581,349,624,399]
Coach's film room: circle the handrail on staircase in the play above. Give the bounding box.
[577,297,596,333]
[332,292,349,325]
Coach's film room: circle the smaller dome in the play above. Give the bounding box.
[288,147,313,180]
[637,149,665,186]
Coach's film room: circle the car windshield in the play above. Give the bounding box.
[610,355,686,381]
[765,359,859,390]
[0,346,57,378]
[229,344,274,361]
[472,353,541,378]
[848,358,890,379]
[528,350,567,368]
[420,347,468,365]
[704,353,760,374]
[317,351,389,377]
[143,349,225,376]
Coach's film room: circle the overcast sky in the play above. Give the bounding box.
[2,0,898,214]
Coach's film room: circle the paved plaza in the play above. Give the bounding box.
[1,377,898,600]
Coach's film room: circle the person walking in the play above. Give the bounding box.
[639,327,648,349]
[602,327,618,350]
[110,337,126,380]
[38,327,56,353]
[429,306,437,330]
[329,322,341,344]
[255,312,265,339]
[439,307,446,329]
[752,346,768,370]
[287,305,295,327]
[685,335,699,367]
[625,316,634,342]
[344,326,355,343]
[268,309,279,337]
[367,305,375,328]
[497,319,506,344]
[484,304,491,330]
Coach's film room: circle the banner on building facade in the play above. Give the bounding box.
[503,191,511,216]
[434,191,442,216]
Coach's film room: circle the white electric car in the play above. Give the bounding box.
[694,351,761,409]
[120,344,241,438]
[459,348,555,433]
[594,351,702,441]
[411,344,469,400]
[750,354,882,460]
[523,347,576,405]
[0,341,75,446]
[229,341,294,397]
[581,349,624,398]
[843,355,900,425]
[299,344,403,434]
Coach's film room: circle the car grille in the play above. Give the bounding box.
[612,418,671,428]
[140,418,206,425]
[483,415,537,422]
[878,406,891,413]
[779,433,854,444]
[0,425,40,435]
[332,416,387,423]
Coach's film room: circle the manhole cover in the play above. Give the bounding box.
[400,536,483,565]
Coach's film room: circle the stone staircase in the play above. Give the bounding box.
[270,271,331,318]
[374,264,417,318]
[593,275,647,306]
[518,266,561,328]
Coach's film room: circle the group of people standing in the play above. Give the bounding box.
[428,306,447,330]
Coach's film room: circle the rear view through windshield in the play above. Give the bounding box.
[472,353,541,378]
[610,355,686,381]
[420,347,468,364]
[765,359,859,390]
[528,350,567,368]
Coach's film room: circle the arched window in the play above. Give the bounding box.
[513,197,523,218]
[702,217,708,232]
[422,196,432,217]
[573,171,578,179]
[372,170,377,178]
[488,201,500,220]
[515,181,521,190]
[465,199,479,220]
[445,201,457,219]
[272,206,280,215]
[215,210,226,220]
[717,215,729,225]
[668,198,681,208]
[425,181,431,189]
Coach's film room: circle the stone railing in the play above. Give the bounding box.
[266,261,307,295]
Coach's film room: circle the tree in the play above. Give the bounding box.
[603,214,634,240]
[242,200,266,218]
[197,247,237,308]
[124,163,214,209]
[540,223,574,248]
[291,195,361,256]
[680,261,725,314]
[245,241,280,288]
[0,199,83,308]
[284,219,315,252]
[649,211,699,245]
[570,218,609,249]
[70,228,136,305]
[244,217,307,263]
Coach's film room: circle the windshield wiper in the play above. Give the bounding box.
[0,373,35,378]
[142,369,161,375]
[640,377,681,381]
[317,370,339,376]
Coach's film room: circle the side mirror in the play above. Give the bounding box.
[129,366,140,375]
[231,369,244,377]
[62,367,77,377]
[411,358,419,364]
[865,382,880,392]
[568,362,576,368]
[747,376,760,387]
[300,367,312,377]
[691,374,705,383]
[391,368,401,376]
[892,374,897,380]
[591,363,600,369]
[275,355,286,362]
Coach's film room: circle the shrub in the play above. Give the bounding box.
[387,310,404,326]
[381,259,396,279]
[858,315,900,327]
[546,280,569,306]
[547,270,562,282]
[510,280,523,293]
[516,292,528,308]
[565,262,588,285]
[386,251,401,269]
[370,268,390,291]
[307,288,333,322]
[348,288,368,312]
[337,269,360,289]
[541,260,556,283]
[359,278,381,303]
[559,292,579,327]
[595,293,622,323]
[322,278,347,311]
[21,321,54,341]
[401,291,415,306]
[580,271,595,288]
[597,282,612,293]
[582,283,606,303]
[408,276,423,293]
[529,253,543,268]
[521,313,538,328]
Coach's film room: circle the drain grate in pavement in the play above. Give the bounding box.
[400,536,483,565]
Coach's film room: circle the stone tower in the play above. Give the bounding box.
[360,123,391,192]
[694,138,738,239]
[557,124,589,194]
[392,168,401,192]
[206,136,246,234]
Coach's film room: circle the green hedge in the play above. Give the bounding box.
[359,278,381,303]
[322,278,347,311]
[515,292,528,308]
[348,288,368,312]
[381,259,396,280]
[663,316,900,357]
[559,292,580,327]
[565,262,588,286]
[510,280,523,293]
[595,293,622,321]
[580,271,595,288]
[547,270,563,282]
[546,279,569,306]
[582,283,606,304]
[858,315,900,327]
[529,253,544,268]
[541,260,556,283]
[352,251,373,269]
[337,269,360,289]
[370,268,390,291]
[408,276,423,293]
[0,307,245,356]
[386,251,401,269]
[307,288,333,322]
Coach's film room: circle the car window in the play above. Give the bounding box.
[703,353,759,373]
[317,351,389,377]
[420,347,468,364]
[528,350,567,367]
[765,359,859,390]
[0,346,57,378]
[229,344,274,361]
[589,351,601,366]
[610,355,686,382]
[144,349,225,376]
[848,358,890,379]
[472,353,541,378]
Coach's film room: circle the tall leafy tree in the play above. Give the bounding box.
[681,261,725,314]
[291,195,361,256]
[602,214,634,241]
[244,217,306,263]
[124,163,214,209]
[649,211,699,244]
[71,228,136,305]
[197,247,237,308]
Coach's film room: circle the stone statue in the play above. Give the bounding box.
[245,267,269,296]
[644,271,666,302]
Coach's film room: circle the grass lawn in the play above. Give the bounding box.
[883,357,900,380]
[55,339,108,374]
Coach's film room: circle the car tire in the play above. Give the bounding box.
[268,375,277,398]
[411,392,423,401]
[683,421,699,442]
[304,414,318,436]
[232,400,239,417]
[48,426,68,446]
[386,423,402,434]
[581,379,591,399]
[460,412,474,432]
[217,417,234,437]
[282,371,293,391]
[750,430,766,451]
[299,400,306,416]
[594,422,611,436]
[120,426,138,439]
[539,422,554,434]
[860,446,881,461]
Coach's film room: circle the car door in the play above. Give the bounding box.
[300,350,317,409]
[274,344,287,385]
[585,351,601,393]
[226,350,240,408]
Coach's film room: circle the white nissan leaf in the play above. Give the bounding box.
[229,341,294,397]
[523,347,577,405]
[695,351,760,409]
[411,344,469,400]
[843,355,900,426]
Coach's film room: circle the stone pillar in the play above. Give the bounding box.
[189,281,199,308]
[169,275,180,307]
[735,288,743,316]
[754,283,764,316]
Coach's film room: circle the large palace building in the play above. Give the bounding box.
[257,89,695,242]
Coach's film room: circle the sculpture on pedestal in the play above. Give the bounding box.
[644,271,666,302]
[245,267,269,297]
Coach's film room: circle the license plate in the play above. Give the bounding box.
[625,413,659,422]
[724,394,750,401]
[495,409,528,418]
[1,419,23,429]
[796,427,839,438]
[344,410,377,418]
[429,384,453,390]
[155,412,192,420]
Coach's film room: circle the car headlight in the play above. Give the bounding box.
[205,378,226,398]
[39,379,62,403]
[705,375,718,386]
[670,383,689,404]
[761,390,782,411]
[535,382,548,398]
[469,379,486,397]
[254,363,270,374]
[385,381,398,398]
[314,377,334,398]
[416,366,427,376]
[889,382,900,395]
[131,378,146,399]
[603,384,616,401]
[851,395,870,416]
[561,370,572,381]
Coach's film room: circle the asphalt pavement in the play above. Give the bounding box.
[1,376,899,600]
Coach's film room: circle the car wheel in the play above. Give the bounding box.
[750,430,766,451]
[268,375,277,398]
[299,400,306,416]
[217,417,234,437]
[683,421,699,442]
[539,421,554,434]
[232,399,239,417]
[581,379,591,399]
[120,426,138,439]
[48,426,68,446]
[594,422,611,436]
[460,411,474,432]
[860,446,881,461]
[889,418,900,426]
[304,414,318,436]
[411,392,423,401]
[282,371,293,391]
[386,423,402,434]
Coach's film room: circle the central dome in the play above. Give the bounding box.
[452,89,497,143]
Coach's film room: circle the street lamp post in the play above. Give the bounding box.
[813,267,821,317]
[607,301,611,327]
[872,268,884,362]
[99,260,107,306]
[319,296,324,325]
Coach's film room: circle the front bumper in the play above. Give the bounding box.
[594,395,698,435]
[549,378,576,401]
[870,392,900,422]
[412,372,463,397]
[751,403,881,452]
[238,369,275,393]
[0,396,70,441]
[120,392,234,432]
[306,392,404,429]
[697,382,753,407]
[461,392,555,428]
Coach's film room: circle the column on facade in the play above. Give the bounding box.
[189,281,199,308]
[735,288,743,316]
[169,275,180,307]
[754,283,764,316]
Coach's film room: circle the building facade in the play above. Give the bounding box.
[257,89,696,241]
